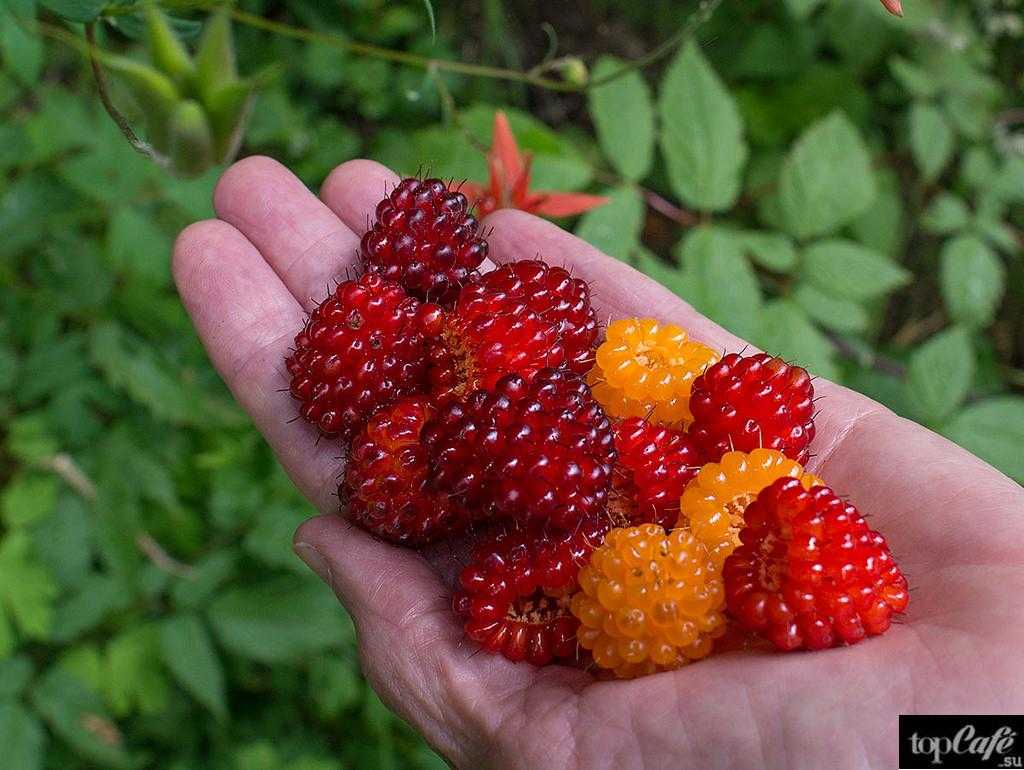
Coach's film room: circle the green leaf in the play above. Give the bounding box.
[906,326,974,425]
[922,192,970,234]
[0,701,44,770]
[756,300,840,380]
[207,576,352,663]
[0,532,58,654]
[779,111,876,239]
[171,551,238,610]
[802,239,910,300]
[848,167,904,257]
[29,667,129,767]
[309,656,361,720]
[676,226,763,341]
[737,231,798,273]
[939,235,1005,329]
[658,41,747,211]
[0,657,34,698]
[589,57,654,181]
[0,7,43,87]
[944,397,1024,483]
[143,6,195,85]
[793,282,870,333]
[106,206,173,287]
[574,186,644,261]
[888,56,938,99]
[50,573,131,644]
[104,625,170,717]
[39,0,106,22]
[2,474,58,528]
[909,102,954,182]
[783,0,825,20]
[31,494,94,589]
[160,614,227,719]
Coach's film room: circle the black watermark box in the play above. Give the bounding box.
[900,715,1024,768]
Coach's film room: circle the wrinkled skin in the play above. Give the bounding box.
[174,156,1024,770]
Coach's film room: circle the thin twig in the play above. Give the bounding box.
[83,22,156,159]
[43,453,98,500]
[136,533,195,578]
[642,188,701,227]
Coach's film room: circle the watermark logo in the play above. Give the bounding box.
[900,716,1024,769]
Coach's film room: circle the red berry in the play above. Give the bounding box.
[689,352,816,464]
[723,477,909,651]
[342,396,468,545]
[453,516,610,665]
[423,368,616,530]
[285,273,434,439]
[610,417,703,529]
[428,260,598,403]
[360,177,489,305]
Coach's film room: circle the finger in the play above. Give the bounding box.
[172,219,341,512]
[214,156,360,310]
[293,515,536,763]
[320,158,402,235]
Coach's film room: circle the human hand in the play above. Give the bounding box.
[173,156,1024,770]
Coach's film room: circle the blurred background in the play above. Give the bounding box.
[0,0,1021,767]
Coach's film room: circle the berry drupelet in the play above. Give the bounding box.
[423,368,616,530]
[285,273,435,439]
[689,352,816,464]
[723,477,909,651]
[360,177,489,306]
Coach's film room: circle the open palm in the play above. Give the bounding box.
[173,156,1024,770]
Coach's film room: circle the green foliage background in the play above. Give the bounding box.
[0,0,1022,767]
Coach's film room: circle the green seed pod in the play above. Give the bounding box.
[167,99,215,178]
[103,55,181,154]
[143,5,195,86]
[561,57,589,88]
[206,79,255,163]
[194,9,237,107]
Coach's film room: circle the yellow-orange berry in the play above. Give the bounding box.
[587,319,720,428]
[570,524,726,678]
[679,449,823,567]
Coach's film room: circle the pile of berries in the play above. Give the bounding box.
[287,177,909,677]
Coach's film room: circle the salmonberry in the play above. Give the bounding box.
[724,477,909,651]
[342,396,467,545]
[423,368,616,529]
[360,177,489,305]
[428,260,598,403]
[286,274,435,439]
[679,449,822,568]
[610,417,703,529]
[571,524,727,678]
[453,516,610,665]
[588,318,719,428]
[689,352,816,464]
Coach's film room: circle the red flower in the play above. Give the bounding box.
[462,111,608,218]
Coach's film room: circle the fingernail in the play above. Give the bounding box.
[294,542,332,586]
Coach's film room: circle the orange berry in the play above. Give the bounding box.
[679,449,823,567]
[587,319,720,428]
[570,524,726,678]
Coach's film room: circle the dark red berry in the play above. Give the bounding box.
[360,177,489,306]
[454,516,610,665]
[285,273,434,439]
[343,396,468,545]
[610,417,703,529]
[423,368,616,530]
[428,259,598,403]
[689,352,816,464]
[723,477,909,651]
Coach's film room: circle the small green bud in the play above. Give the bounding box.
[144,6,196,86]
[104,55,180,154]
[167,100,215,178]
[194,9,237,107]
[561,57,589,88]
[206,79,255,163]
